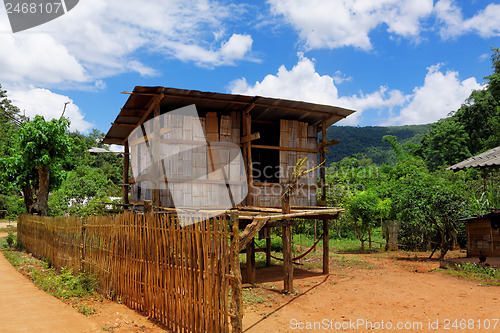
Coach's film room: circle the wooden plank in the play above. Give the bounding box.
[238,218,270,251]
[319,121,327,206]
[122,142,130,206]
[241,132,260,144]
[280,119,290,184]
[323,218,329,274]
[206,112,219,142]
[246,241,256,284]
[128,127,173,147]
[243,112,253,206]
[251,144,319,153]
[318,139,340,147]
[121,93,164,145]
[282,225,293,292]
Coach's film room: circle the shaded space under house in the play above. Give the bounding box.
[102,86,355,291]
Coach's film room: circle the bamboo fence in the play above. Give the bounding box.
[18,212,242,333]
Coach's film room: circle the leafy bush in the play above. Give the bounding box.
[6,232,14,247]
[255,236,282,252]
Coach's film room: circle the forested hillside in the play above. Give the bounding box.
[326,124,431,165]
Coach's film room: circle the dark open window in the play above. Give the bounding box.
[251,122,280,183]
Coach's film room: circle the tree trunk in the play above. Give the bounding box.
[22,185,34,214]
[33,164,50,216]
[368,227,372,249]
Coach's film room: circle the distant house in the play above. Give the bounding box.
[448,147,500,258]
[461,211,500,257]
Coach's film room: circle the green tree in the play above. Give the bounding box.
[345,190,381,250]
[0,115,71,215]
[454,89,500,154]
[391,169,467,259]
[484,47,500,101]
[421,117,471,171]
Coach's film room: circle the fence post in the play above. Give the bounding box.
[230,217,243,333]
[80,217,86,272]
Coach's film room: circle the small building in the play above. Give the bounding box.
[448,148,500,258]
[102,86,355,291]
[462,211,500,257]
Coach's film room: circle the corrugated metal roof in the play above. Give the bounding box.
[446,146,500,171]
[103,86,356,145]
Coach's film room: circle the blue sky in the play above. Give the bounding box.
[1,0,500,137]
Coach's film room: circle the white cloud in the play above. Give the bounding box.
[162,34,254,67]
[229,54,406,125]
[0,30,88,85]
[435,0,500,39]
[108,145,125,153]
[8,88,93,132]
[230,55,481,126]
[267,0,434,50]
[0,0,255,88]
[387,64,482,125]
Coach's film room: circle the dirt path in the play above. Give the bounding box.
[0,251,101,333]
[0,249,167,332]
[243,253,500,333]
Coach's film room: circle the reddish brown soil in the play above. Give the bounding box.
[243,251,500,333]
[3,244,499,332]
[0,249,167,332]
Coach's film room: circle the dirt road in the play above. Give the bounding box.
[0,251,101,332]
[243,253,500,333]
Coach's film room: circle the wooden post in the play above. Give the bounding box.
[266,236,271,267]
[466,223,470,257]
[490,226,494,256]
[323,218,329,274]
[230,218,243,333]
[282,225,293,292]
[319,122,327,206]
[314,219,317,252]
[242,109,254,206]
[152,103,161,208]
[122,142,130,206]
[246,239,256,284]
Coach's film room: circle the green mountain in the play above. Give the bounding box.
[326,124,432,165]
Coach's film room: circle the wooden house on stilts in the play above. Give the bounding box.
[103,86,355,291]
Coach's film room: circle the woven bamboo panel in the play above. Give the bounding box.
[18,213,242,333]
[277,119,319,207]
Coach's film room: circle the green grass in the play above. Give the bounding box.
[240,228,386,270]
[441,262,500,286]
[292,228,385,254]
[2,250,99,315]
[242,287,278,308]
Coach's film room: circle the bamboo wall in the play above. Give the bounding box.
[129,111,244,209]
[18,213,242,333]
